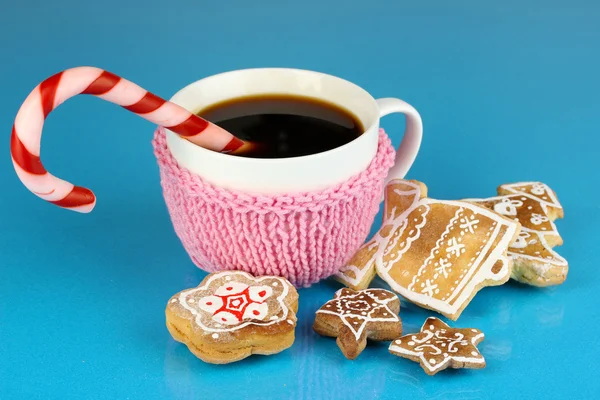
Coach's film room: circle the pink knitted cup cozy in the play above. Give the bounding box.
[153,127,396,287]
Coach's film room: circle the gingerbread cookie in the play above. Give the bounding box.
[466,182,567,286]
[335,181,428,290]
[337,180,521,320]
[389,317,485,375]
[313,288,402,359]
[336,240,379,290]
[166,271,298,364]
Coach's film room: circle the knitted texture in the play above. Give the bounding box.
[153,127,395,287]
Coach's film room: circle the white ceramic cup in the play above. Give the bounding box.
[165,68,422,194]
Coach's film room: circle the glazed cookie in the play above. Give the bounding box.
[166,271,299,364]
[313,288,402,360]
[335,181,428,291]
[335,239,380,290]
[466,182,567,286]
[389,317,485,375]
[337,180,521,320]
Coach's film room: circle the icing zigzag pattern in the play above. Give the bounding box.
[466,182,567,286]
[338,180,520,320]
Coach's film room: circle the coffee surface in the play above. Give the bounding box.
[197,95,363,158]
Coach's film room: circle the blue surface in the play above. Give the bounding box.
[1,1,599,399]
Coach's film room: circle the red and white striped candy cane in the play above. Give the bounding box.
[11,66,247,213]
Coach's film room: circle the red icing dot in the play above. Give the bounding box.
[259,290,266,297]
[226,287,233,290]
[253,310,260,315]
[221,317,227,321]
[206,302,212,306]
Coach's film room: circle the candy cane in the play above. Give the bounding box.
[11,67,247,213]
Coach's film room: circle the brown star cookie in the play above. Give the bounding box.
[313,288,402,360]
[389,317,485,375]
[166,271,298,364]
[337,179,521,320]
[466,182,567,286]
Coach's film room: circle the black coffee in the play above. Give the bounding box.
[197,95,363,158]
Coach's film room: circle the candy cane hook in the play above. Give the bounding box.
[10,67,248,213]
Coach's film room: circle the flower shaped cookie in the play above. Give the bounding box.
[166,271,298,364]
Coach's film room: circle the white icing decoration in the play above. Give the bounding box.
[389,317,485,373]
[215,281,248,296]
[459,215,479,234]
[384,208,430,270]
[212,333,219,339]
[197,295,223,314]
[512,231,530,249]
[213,311,241,325]
[465,190,560,237]
[316,289,400,341]
[242,302,269,320]
[177,271,292,334]
[530,213,549,225]
[328,180,520,316]
[530,183,546,195]
[493,198,523,216]
[446,237,465,257]
[372,180,518,316]
[507,228,567,275]
[336,186,428,285]
[421,280,438,296]
[248,286,273,302]
[467,182,567,282]
[499,182,562,209]
[408,207,463,291]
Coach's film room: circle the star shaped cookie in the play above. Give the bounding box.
[466,182,567,286]
[313,288,402,359]
[336,179,521,320]
[389,317,485,375]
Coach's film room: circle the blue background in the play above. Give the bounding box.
[1,0,599,399]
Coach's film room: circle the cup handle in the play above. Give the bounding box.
[376,98,423,185]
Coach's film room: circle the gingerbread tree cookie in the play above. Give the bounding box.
[466,182,567,286]
[166,271,298,364]
[313,288,402,359]
[389,317,485,375]
[337,180,521,320]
